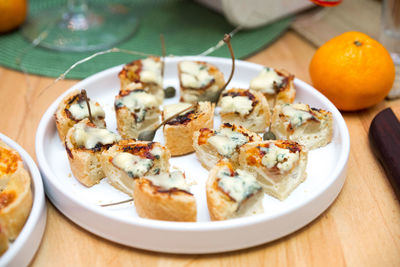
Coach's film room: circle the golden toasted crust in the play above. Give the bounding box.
[271,103,333,150]
[133,178,196,222]
[55,90,106,141]
[163,101,214,156]
[101,140,170,196]
[219,88,271,132]
[0,224,8,255]
[178,61,225,103]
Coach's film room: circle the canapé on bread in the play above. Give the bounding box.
[101,140,170,196]
[55,90,106,141]
[133,171,196,222]
[219,88,270,132]
[270,103,333,150]
[206,159,263,221]
[193,123,262,170]
[163,101,214,156]
[178,61,225,103]
[65,119,120,187]
[238,140,308,200]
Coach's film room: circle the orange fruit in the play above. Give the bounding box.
[309,31,395,111]
[0,0,27,33]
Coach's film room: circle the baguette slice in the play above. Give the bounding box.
[193,123,262,170]
[119,56,164,105]
[163,101,214,156]
[115,88,160,139]
[206,159,263,221]
[219,88,271,132]
[271,103,333,150]
[249,67,295,109]
[65,119,120,187]
[55,90,106,141]
[134,171,196,222]
[238,140,308,200]
[101,140,170,196]
[178,61,225,103]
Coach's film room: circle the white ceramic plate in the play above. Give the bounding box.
[0,133,47,266]
[36,56,349,254]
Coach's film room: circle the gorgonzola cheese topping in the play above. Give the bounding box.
[140,57,162,86]
[112,152,153,178]
[217,167,261,203]
[220,95,253,116]
[180,61,214,88]
[115,91,158,122]
[260,144,299,174]
[250,67,284,94]
[163,102,192,120]
[68,100,105,120]
[146,171,190,192]
[207,127,248,158]
[282,104,315,128]
[73,124,120,149]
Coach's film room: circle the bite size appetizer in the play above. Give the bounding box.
[65,119,121,187]
[162,101,214,156]
[55,90,106,141]
[193,123,262,170]
[238,140,308,200]
[119,56,164,105]
[115,88,160,139]
[206,159,263,221]
[134,170,196,222]
[219,88,270,132]
[101,140,170,196]
[270,103,333,150]
[249,67,295,109]
[178,61,225,103]
[0,140,32,253]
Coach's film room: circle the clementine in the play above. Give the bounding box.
[309,31,395,111]
[0,0,27,33]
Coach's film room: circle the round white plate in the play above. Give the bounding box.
[36,56,349,254]
[0,133,47,266]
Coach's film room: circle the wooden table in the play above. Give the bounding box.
[1,30,399,266]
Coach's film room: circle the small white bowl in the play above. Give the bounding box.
[0,133,47,266]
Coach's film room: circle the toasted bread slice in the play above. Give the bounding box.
[65,119,120,187]
[271,103,333,150]
[101,140,170,195]
[0,140,32,241]
[55,90,106,141]
[163,101,214,156]
[178,61,225,103]
[219,88,271,132]
[193,123,262,170]
[134,171,196,222]
[249,68,295,109]
[119,56,164,105]
[238,140,308,200]
[206,159,263,221]
[115,88,161,139]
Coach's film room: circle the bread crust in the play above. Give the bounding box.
[133,178,196,222]
[55,90,106,141]
[0,224,8,255]
[163,101,214,156]
[219,88,271,132]
[101,140,170,196]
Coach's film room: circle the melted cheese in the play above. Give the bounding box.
[217,167,261,203]
[73,124,120,149]
[112,152,153,178]
[68,100,105,120]
[282,104,315,128]
[180,61,214,88]
[260,144,299,174]
[146,171,190,191]
[140,57,162,86]
[207,127,248,158]
[250,67,284,94]
[115,91,158,122]
[162,103,192,120]
[220,95,253,116]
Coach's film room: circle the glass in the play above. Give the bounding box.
[21,0,138,52]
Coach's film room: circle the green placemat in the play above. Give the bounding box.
[0,0,292,80]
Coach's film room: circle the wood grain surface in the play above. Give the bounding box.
[1,30,400,267]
